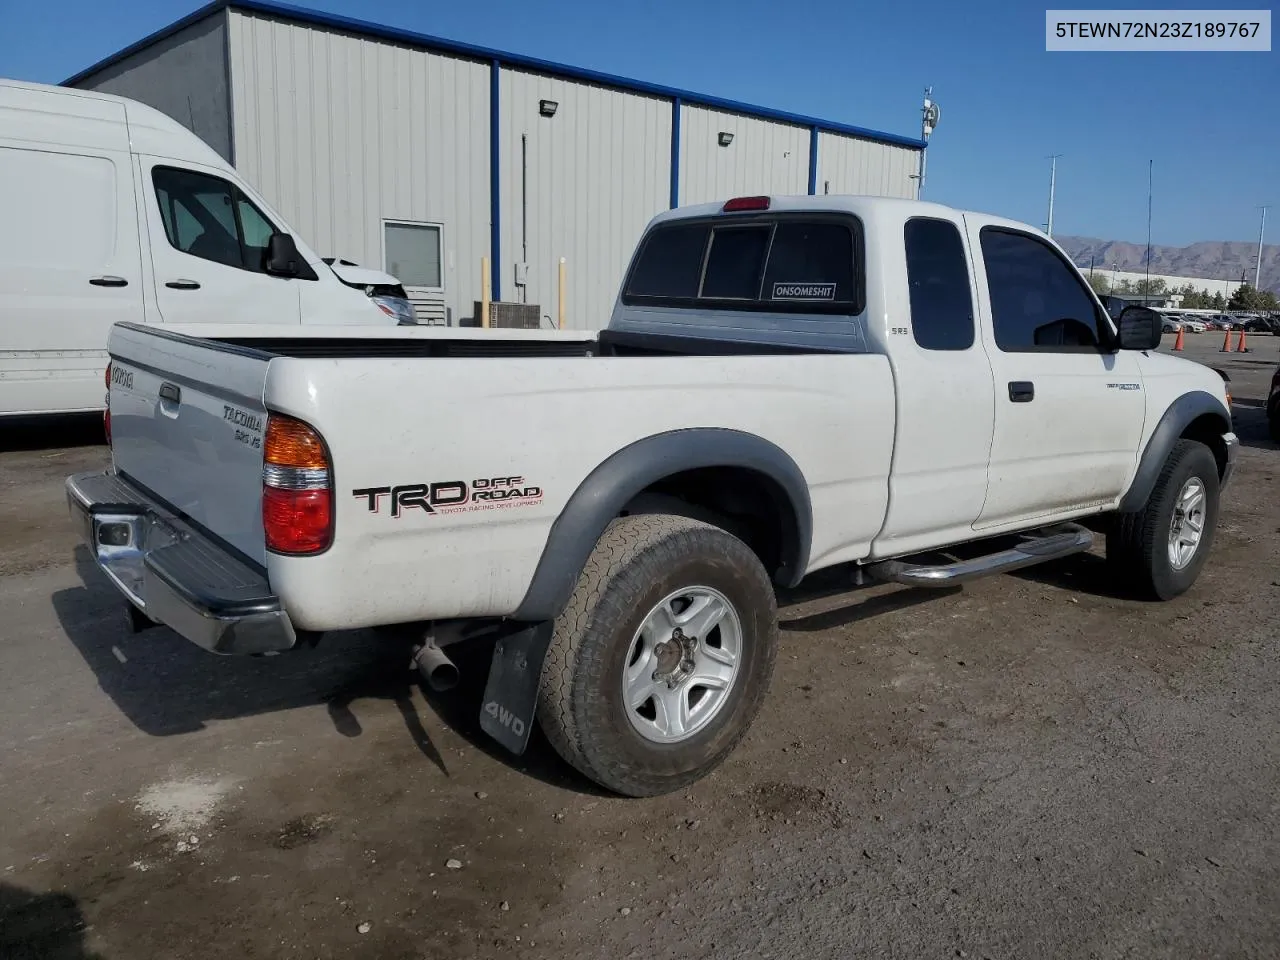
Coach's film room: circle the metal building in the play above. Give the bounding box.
[67,0,925,328]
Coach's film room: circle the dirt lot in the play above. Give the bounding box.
[2,334,1279,960]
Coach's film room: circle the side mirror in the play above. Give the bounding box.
[1116,306,1163,351]
[264,232,303,277]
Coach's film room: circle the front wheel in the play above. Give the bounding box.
[1107,439,1220,600]
[537,514,778,797]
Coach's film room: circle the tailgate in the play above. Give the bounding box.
[107,323,270,564]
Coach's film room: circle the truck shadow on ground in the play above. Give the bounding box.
[49,547,602,794]
[0,881,102,960]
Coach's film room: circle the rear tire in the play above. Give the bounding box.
[537,514,778,797]
[1107,439,1219,600]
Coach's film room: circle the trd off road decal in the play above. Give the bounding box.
[353,476,543,518]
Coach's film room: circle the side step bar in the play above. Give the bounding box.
[864,523,1093,588]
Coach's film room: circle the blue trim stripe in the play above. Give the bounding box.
[670,98,681,209]
[807,126,818,195]
[489,59,501,303]
[64,0,927,151]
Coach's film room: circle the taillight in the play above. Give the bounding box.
[262,414,332,554]
[103,363,111,446]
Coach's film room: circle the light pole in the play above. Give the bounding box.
[1257,204,1271,290]
[1046,154,1062,237]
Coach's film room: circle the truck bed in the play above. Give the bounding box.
[105,321,894,631]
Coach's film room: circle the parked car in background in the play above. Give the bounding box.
[1162,317,1184,334]
[1182,317,1207,333]
[0,79,407,418]
[68,194,1237,796]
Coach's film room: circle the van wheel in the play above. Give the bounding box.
[537,514,778,797]
[1107,439,1220,600]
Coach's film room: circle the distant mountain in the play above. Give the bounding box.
[1056,236,1280,295]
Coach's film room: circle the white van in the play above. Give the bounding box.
[0,79,412,417]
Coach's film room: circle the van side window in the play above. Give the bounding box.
[152,167,279,273]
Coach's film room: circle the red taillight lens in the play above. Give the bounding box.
[263,486,332,554]
[262,414,332,554]
[722,195,770,212]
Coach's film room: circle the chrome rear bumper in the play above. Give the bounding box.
[66,471,296,655]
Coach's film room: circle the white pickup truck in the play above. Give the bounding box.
[68,195,1237,797]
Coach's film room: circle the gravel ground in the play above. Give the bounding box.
[1,333,1278,960]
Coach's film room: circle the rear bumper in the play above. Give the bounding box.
[66,471,296,655]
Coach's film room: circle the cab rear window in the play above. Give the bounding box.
[621,214,863,314]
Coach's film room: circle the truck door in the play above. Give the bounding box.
[139,159,301,325]
[871,213,997,558]
[964,218,1146,530]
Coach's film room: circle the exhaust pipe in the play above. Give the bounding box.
[412,642,460,692]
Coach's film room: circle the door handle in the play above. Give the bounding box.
[1008,381,1035,403]
[89,275,128,287]
[158,381,181,418]
[165,279,201,290]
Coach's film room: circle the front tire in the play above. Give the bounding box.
[537,514,778,797]
[1107,439,1220,600]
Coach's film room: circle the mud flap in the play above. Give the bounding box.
[479,621,553,755]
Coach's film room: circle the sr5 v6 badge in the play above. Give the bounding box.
[353,476,543,518]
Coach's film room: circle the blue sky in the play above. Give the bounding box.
[3,0,1276,246]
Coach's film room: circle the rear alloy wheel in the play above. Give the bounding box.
[538,514,778,797]
[622,586,743,745]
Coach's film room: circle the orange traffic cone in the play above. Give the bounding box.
[1221,328,1233,352]
[1172,325,1186,351]
[1236,328,1248,352]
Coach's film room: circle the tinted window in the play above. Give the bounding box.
[980,228,1102,351]
[905,218,974,350]
[621,215,863,314]
[626,223,709,299]
[153,167,278,272]
[762,222,855,304]
[701,226,770,299]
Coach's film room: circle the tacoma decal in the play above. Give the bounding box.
[353,476,543,518]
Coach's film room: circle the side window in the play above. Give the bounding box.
[980,228,1104,351]
[237,198,276,270]
[383,221,443,290]
[152,167,280,273]
[905,218,974,350]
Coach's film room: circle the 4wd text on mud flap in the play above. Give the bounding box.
[353,476,544,518]
[483,700,526,738]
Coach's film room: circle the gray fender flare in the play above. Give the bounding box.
[1117,390,1230,513]
[511,428,812,622]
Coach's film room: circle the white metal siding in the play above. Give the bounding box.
[498,70,670,330]
[227,11,490,325]
[71,12,233,162]
[679,106,808,206]
[817,132,919,200]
